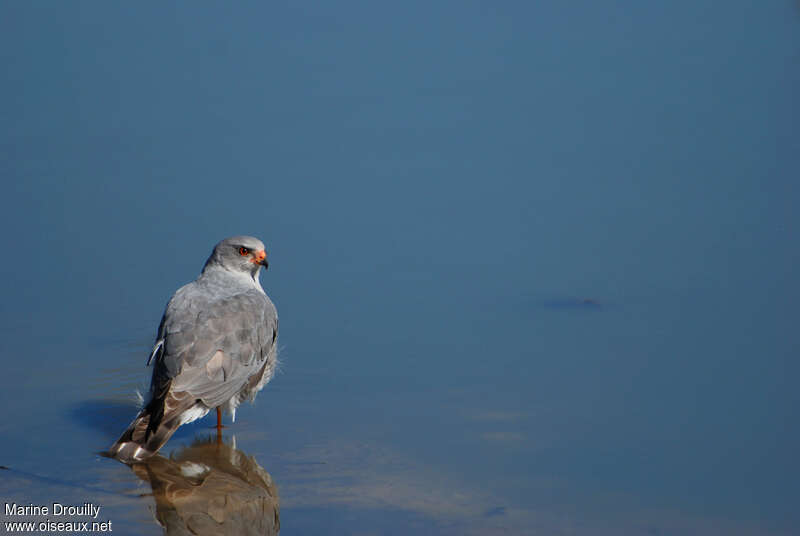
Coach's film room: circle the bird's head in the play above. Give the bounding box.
[204,235,269,277]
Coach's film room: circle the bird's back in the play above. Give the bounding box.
[154,269,278,413]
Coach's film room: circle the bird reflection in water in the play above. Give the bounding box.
[129,436,279,535]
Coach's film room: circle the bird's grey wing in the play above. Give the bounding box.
[155,290,274,409]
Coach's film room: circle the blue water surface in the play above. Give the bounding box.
[1,2,798,534]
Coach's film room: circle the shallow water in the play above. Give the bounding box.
[1,2,799,534]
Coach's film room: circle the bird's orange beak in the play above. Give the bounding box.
[252,249,268,268]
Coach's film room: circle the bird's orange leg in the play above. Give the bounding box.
[216,407,223,432]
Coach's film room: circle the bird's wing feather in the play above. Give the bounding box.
[152,286,276,409]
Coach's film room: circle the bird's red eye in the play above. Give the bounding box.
[239,247,250,256]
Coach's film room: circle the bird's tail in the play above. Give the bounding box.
[108,391,200,463]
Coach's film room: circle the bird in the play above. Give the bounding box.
[109,236,278,463]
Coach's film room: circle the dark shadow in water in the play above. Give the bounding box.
[541,297,605,311]
[128,436,280,536]
[70,400,212,440]
[69,400,140,437]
